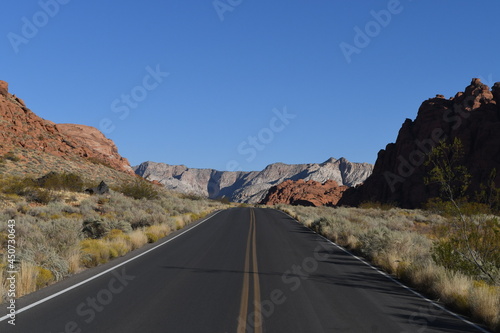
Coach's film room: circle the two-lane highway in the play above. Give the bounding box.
[0,208,490,332]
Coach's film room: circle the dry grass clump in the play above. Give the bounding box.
[0,271,5,303]
[36,266,55,289]
[144,224,172,243]
[129,230,148,250]
[17,262,38,297]
[469,282,500,328]
[80,230,132,268]
[275,204,500,332]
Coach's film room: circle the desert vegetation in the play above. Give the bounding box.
[0,172,228,302]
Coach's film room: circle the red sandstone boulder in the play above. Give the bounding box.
[260,179,348,207]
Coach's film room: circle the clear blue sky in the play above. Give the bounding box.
[2,1,499,171]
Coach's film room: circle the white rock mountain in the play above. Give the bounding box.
[133,157,373,203]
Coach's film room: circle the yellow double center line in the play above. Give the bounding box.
[237,209,262,333]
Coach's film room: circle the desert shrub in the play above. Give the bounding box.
[145,224,171,243]
[106,190,131,209]
[80,239,110,267]
[65,195,79,204]
[0,176,36,195]
[97,197,110,205]
[432,216,500,282]
[104,229,128,242]
[37,172,84,192]
[82,218,131,239]
[36,267,55,288]
[145,231,160,243]
[17,218,81,280]
[38,218,82,255]
[80,230,134,267]
[173,215,193,230]
[358,226,391,259]
[117,179,159,200]
[122,209,152,229]
[61,204,80,215]
[107,240,129,258]
[79,197,99,216]
[129,230,148,249]
[148,212,171,225]
[102,219,132,233]
[0,175,63,203]
[0,151,21,162]
[190,211,207,221]
[82,219,107,239]
[25,188,59,204]
[180,193,204,201]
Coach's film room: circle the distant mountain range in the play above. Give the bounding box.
[133,158,373,203]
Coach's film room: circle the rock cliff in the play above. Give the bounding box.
[0,80,133,175]
[340,78,500,208]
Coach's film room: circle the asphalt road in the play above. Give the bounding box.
[0,207,491,333]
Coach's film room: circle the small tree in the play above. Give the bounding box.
[425,138,500,284]
[425,138,471,201]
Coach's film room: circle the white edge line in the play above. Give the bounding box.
[277,209,491,333]
[0,210,222,322]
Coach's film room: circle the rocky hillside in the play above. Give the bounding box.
[134,157,373,203]
[260,179,348,206]
[0,80,133,180]
[340,78,500,208]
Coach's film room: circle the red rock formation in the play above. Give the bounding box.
[340,78,500,208]
[0,80,133,174]
[260,179,348,207]
[0,81,8,96]
[56,124,132,173]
